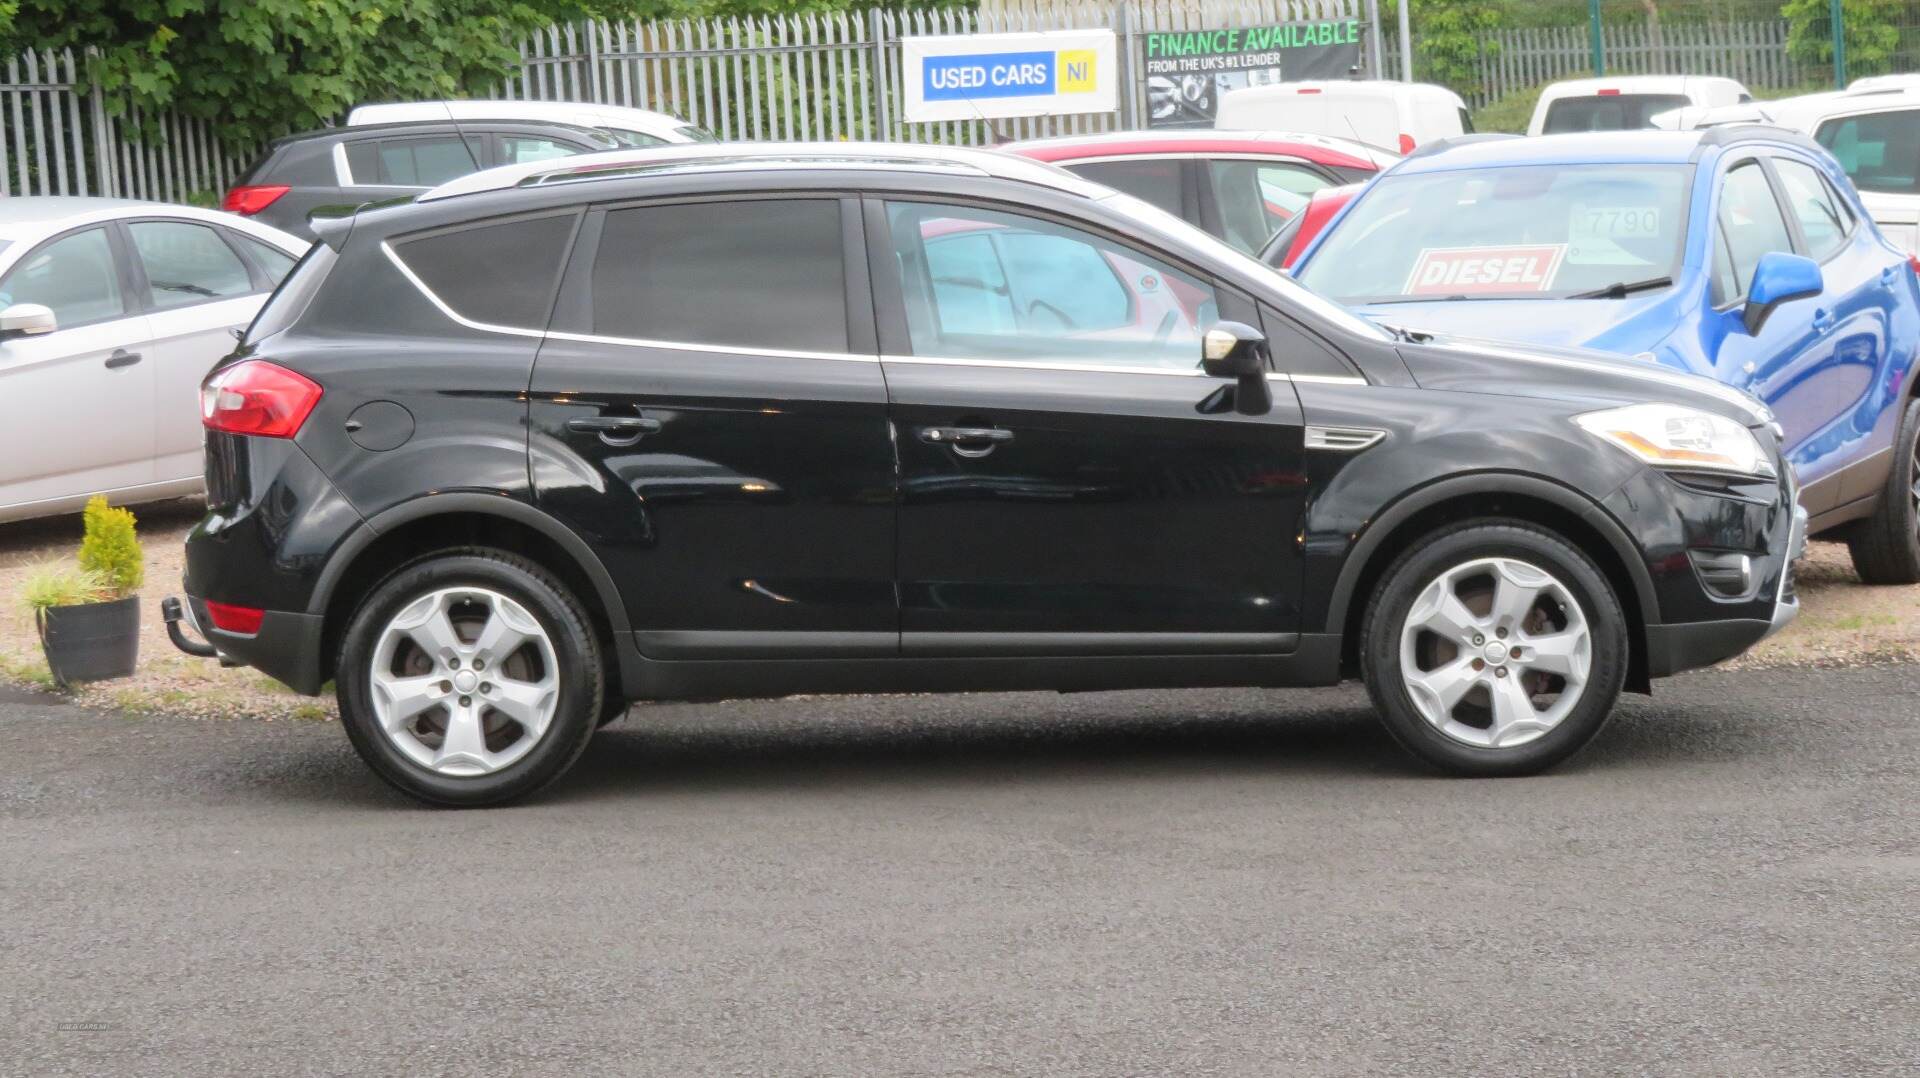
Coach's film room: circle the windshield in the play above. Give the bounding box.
[1296,164,1690,304]
[1099,191,1390,342]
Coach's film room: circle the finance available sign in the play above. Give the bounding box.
[904,30,1118,123]
[1142,19,1364,127]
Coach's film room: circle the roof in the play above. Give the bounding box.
[1385,127,1829,175]
[348,99,691,130]
[272,117,616,147]
[1219,80,1467,106]
[1539,74,1746,95]
[999,129,1396,170]
[418,140,1103,203]
[1670,85,1920,134]
[0,196,164,228]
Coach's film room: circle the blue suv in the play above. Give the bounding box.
[1292,127,1920,582]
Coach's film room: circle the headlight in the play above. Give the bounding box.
[1574,403,1775,477]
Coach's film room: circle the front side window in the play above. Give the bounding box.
[1713,161,1795,305]
[1296,164,1689,303]
[128,221,253,308]
[592,199,846,352]
[1815,109,1920,195]
[0,228,123,327]
[1773,158,1850,260]
[1067,159,1184,219]
[396,213,577,330]
[885,201,1217,369]
[1206,160,1333,253]
[346,136,479,186]
[1543,94,1691,134]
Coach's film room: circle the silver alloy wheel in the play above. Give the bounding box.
[368,586,560,777]
[1398,556,1592,749]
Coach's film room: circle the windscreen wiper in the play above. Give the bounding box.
[1569,276,1673,300]
[1378,321,1433,344]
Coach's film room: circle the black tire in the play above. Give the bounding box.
[1846,398,1920,585]
[336,548,604,807]
[1360,520,1629,777]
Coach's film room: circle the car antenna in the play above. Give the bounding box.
[438,100,484,172]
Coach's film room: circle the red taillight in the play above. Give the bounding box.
[1398,133,1416,154]
[1597,88,1621,96]
[201,360,322,438]
[221,184,289,216]
[204,601,265,636]
[1908,254,1920,278]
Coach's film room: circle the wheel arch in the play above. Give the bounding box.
[1324,473,1658,694]
[311,494,632,699]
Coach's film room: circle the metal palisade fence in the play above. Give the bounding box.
[502,0,1364,146]
[1474,20,1819,107]
[1,48,253,200]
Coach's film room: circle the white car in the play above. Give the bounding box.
[346,100,715,147]
[1659,83,1920,253]
[0,198,308,523]
[1529,75,1750,135]
[1213,80,1470,153]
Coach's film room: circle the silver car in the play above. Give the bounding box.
[0,197,307,522]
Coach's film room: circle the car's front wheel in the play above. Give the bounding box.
[1361,521,1629,776]
[1846,398,1920,585]
[336,549,604,806]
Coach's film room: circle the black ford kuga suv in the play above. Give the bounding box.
[169,142,1804,805]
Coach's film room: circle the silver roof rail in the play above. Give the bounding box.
[419,140,1098,203]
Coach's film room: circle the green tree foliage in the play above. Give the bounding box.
[0,0,677,148]
[1387,0,1503,96]
[77,496,143,599]
[1783,0,1903,75]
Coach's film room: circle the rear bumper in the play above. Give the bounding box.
[178,594,327,696]
[1644,503,1805,677]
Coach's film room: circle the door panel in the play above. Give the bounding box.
[0,313,156,510]
[146,297,260,481]
[874,197,1309,651]
[529,197,897,656]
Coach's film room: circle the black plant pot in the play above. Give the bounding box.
[37,596,139,686]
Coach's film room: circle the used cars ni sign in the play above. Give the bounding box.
[170,143,1802,805]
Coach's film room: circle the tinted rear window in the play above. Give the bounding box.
[254,140,341,186]
[395,212,577,330]
[590,199,846,352]
[345,136,480,186]
[1816,109,1920,195]
[1067,159,1184,218]
[1543,94,1691,133]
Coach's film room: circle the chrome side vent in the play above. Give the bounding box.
[1305,426,1387,452]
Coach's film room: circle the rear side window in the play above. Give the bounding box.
[1067,159,1185,218]
[345,136,480,186]
[1543,94,1690,133]
[1206,160,1333,253]
[249,141,338,186]
[590,199,846,352]
[395,212,577,330]
[1773,158,1851,260]
[128,221,254,308]
[1815,109,1920,195]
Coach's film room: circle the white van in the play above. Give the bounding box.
[1528,76,1750,135]
[1664,83,1920,253]
[1213,80,1469,154]
[347,100,715,147]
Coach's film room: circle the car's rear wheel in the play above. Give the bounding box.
[336,549,603,806]
[1846,398,1920,585]
[1361,521,1628,776]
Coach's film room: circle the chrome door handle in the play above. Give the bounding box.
[918,426,1013,458]
[566,416,662,445]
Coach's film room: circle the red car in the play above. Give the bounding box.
[1000,130,1395,255]
[1259,182,1363,271]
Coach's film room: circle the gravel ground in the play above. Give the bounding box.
[1,664,1915,1075]
[0,498,1916,719]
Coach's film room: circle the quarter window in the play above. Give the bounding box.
[345,136,479,186]
[1815,109,1920,195]
[234,234,298,283]
[499,136,583,164]
[0,228,123,327]
[128,221,253,308]
[395,213,577,330]
[1773,158,1850,260]
[885,201,1218,369]
[591,199,847,352]
[1713,162,1794,306]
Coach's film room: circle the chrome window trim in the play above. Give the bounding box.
[383,241,1374,384]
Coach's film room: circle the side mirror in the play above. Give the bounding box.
[1743,252,1822,336]
[1201,320,1271,416]
[0,303,55,341]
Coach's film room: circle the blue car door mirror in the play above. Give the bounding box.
[1744,252,1823,336]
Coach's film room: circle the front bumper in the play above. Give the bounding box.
[1644,503,1805,677]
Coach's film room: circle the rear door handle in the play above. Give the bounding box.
[567,416,662,444]
[918,426,1013,446]
[1882,266,1899,286]
[1811,309,1834,334]
[104,349,143,369]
